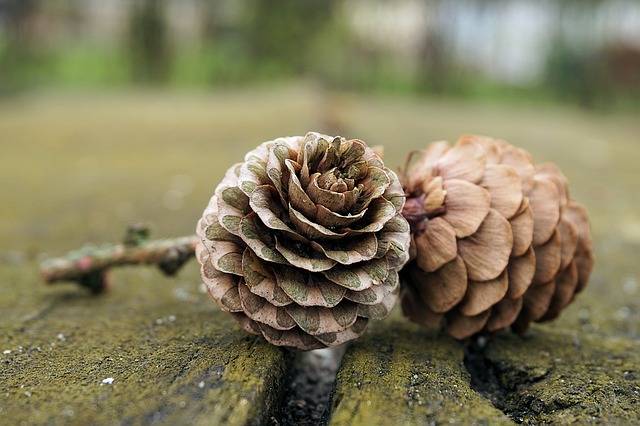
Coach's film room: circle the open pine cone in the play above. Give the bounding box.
[196,132,410,350]
[400,135,593,339]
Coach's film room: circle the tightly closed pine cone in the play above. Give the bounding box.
[196,132,410,350]
[400,135,593,339]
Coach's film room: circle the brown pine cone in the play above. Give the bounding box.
[196,132,410,350]
[400,135,593,339]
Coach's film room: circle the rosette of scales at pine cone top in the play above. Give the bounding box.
[196,132,410,350]
[400,135,594,339]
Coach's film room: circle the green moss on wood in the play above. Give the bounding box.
[0,265,288,425]
[483,327,640,424]
[329,318,511,426]
[1,90,640,425]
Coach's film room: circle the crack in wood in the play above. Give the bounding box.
[270,346,346,426]
[463,336,560,424]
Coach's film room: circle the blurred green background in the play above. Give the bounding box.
[1,0,640,107]
[0,0,639,337]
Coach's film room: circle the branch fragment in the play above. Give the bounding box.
[40,224,198,294]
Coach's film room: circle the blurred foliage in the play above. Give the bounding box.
[127,0,171,83]
[545,40,640,109]
[0,0,638,110]
[545,43,604,108]
[241,0,334,74]
[0,0,43,92]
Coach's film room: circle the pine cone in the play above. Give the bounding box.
[399,135,593,339]
[196,132,410,350]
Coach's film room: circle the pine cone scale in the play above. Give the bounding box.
[315,204,366,227]
[345,272,398,305]
[558,217,579,269]
[286,161,318,217]
[521,280,556,322]
[274,266,346,307]
[532,230,562,284]
[459,271,509,316]
[480,164,523,218]
[239,213,288,265]
[486,298,523,332]
[284,302,358,336]
[411,255,467,313]
[414,217,457,273]
[441,179,491,238]
[238,282,297,330]
[249,185,306,239]
[509,201,534,256]
[447,310,490,339]
[215,164,248,235]
[436,140,486,183]
[457,209,513,282]
[529,178,561,246]
[242,250,293,306]
[505,248,536,299]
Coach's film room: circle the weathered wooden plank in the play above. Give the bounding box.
[330,317,640,425]
[477,328,640,424]
[2,90,640,425]
[329,318,511,426]
[0,265,288,426]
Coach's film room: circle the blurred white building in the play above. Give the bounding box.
[345,0,640,84]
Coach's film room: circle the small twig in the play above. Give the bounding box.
[40,224,198,294]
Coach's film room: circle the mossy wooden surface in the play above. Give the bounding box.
[483,330,640,424]
[331,320,639,425]
[0,265,288,425]
[330,319,511,425]
[1,87,639,424]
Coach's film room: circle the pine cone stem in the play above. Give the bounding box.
[40,225,198,294]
